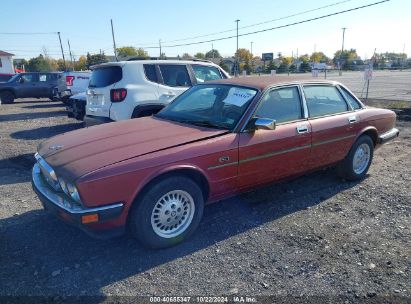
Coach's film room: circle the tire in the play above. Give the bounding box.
[337,135,374,181]
[129,175,204,249]
[0,91,15,104]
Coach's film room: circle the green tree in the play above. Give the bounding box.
[218,59,229,72]
[117,46,148,59]
[74,55,88,71]
[333,48,358,70]
[194,52,205,59]
[265,60,277,73]
[310,52,329,63]
[26,55,52,72]
[205,49,221,58]
[235,48,252,62]
[181,53,192,59]
[299,61,311,72]
[86,52,108,68]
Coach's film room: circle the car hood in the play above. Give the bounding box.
[38,117,227,179]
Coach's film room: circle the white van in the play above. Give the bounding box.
[84,60,229,126]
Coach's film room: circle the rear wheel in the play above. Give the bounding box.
[0,91,15,104]
[129,175,204,249]
[337,135,374,181]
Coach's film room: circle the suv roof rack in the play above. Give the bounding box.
[190,59,213,63]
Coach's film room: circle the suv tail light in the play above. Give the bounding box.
[66,75,74,86]
[110,88,127,102]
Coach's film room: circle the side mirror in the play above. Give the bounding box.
[254,118,276,130]
[18,77,25,83]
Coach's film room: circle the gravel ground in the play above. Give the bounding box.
[0,98,410,303]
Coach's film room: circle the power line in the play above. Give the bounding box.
[158,0,390,49]
[0,32,57,35]
[155,0,355,45]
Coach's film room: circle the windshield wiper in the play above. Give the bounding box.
[180,119,229,130]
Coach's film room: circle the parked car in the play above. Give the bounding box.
[66,92,86,120]
[0,73,14,83]
[0,72,65,104]
[84,59,229,126]
[60,71,91,102]
[32,77,399,248]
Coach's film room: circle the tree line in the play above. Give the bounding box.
[14,45,409,74]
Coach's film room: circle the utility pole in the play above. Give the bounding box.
[67,39,74,71]
[57,32,66,71]
[339,27,346,76]
[401,43,406,71]
[250,42,253,56]
[111,19,118,61]
[235,19,240,76]
[159,39,162,59]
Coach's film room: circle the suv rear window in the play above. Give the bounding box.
[89,66,122,88]
[159,65,191,87]
[143,64,158,83]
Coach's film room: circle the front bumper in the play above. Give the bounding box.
[32,163,124,237]
[379,128,399,144]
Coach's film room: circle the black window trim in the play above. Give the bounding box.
[302,83,352,120]
[336,84,364,111]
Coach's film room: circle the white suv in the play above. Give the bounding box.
[85,60,229,126]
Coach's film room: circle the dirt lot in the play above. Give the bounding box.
[0,98,410,302]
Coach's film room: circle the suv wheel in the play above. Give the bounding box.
[337,135,374,181]
[129,175,204,249]
[0,91,15,104]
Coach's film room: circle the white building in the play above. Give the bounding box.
[0,51,15,74]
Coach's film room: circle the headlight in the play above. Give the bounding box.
[67,182,81,203]
[59,178,81,203]
[59,178,68,194]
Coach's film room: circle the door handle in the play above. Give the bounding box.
[348,116,357,124]
[296,125,309,134]
[162,92,176,98]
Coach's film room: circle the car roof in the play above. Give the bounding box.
[91,59,220,70]
[207,76,339,91]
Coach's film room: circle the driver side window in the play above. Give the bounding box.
[254,86,303,124]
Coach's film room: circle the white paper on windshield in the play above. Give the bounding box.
[222,88,254,107]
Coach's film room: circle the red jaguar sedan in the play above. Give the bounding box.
[32,77,399,248]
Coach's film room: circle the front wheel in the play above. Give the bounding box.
[129,175,204,249]
[337,135,374,181]
[0,91,15,104]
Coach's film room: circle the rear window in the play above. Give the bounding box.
[143,64,158,83]
[89,66,122,88]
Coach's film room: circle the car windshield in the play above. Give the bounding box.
[8,74,20,82]
[156,84,257,130]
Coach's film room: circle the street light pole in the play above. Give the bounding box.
[235,19,240,76]
[339,27,346,76]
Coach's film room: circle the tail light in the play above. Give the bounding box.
[66,75,74,86]
[110,88,127,102]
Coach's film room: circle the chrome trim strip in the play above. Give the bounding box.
[207,161,238,171]
[33,164,123,214]
[312,134,356,147]
[298,84,309,119]
[239,144,311,164]
[208,134,357,170]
